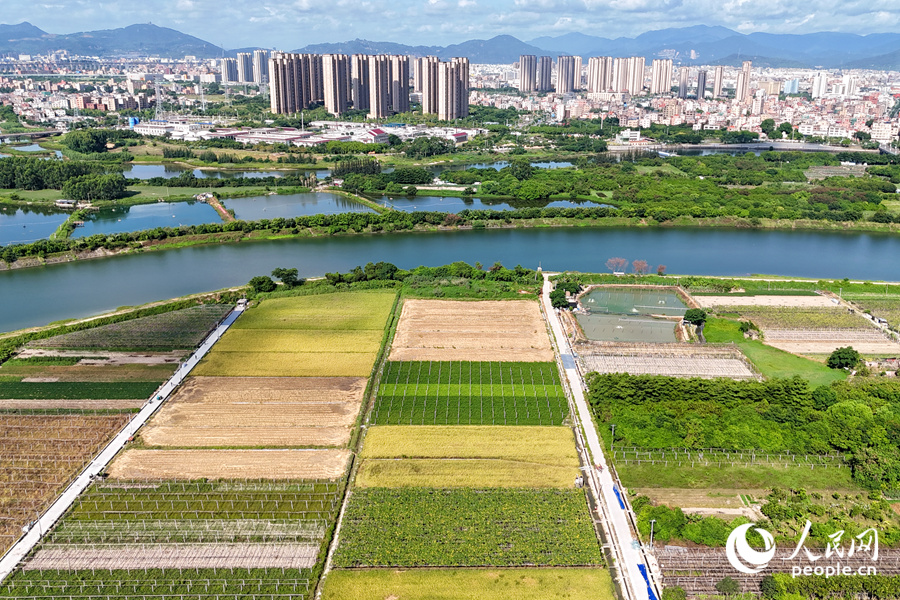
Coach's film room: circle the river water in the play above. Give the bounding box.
[2,226,900,333]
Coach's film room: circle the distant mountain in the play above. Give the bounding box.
[0,22,223,57]
[296,35,549,63]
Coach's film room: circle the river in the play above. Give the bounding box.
[2,226,900,333]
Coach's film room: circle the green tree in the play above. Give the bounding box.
[248,275,276,293]
[715,577,741,597]
[683,308,708,325]
[271,267,301,288]
[760,119,776,137]
[827,346,861,369]
[662,588,687,600]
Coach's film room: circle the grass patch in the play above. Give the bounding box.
[704,317,846,386]
[372,361,567,426]
[0,381,159,399]
[617,462,857,490]
[334,488,601,567]
[321,568,615,600]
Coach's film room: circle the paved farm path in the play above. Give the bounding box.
[0,304,246,584]
[542,273,660,600]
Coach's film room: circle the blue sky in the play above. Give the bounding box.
[6,0,900,49]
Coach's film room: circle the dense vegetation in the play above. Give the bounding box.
[587,373,900,490]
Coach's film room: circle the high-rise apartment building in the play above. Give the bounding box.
[782,78,799,95]
[697,69,707,99]
[611,56,643,94]
[650,59,673,95]
[389,55,410,114]
[420,56,440,114]
[537,56,552,92]
[556,56,576,94]
[736,60,752,102]
[519,54,537,92]
[351,54,370,112]
[573,56,583,90]
[269,52,317,114]
[367,55,389,119]
[322,54,350,116]
[220,58,238,83]
[433,57,469,120]
[587,56,613,93]
[713,65,724,97]
[236,52,253,83]
[252,50,270,84]
[678,67,689,99]
[810,73,828,99]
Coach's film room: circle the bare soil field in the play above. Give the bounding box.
[140,377,365,447]
[696,295,837,308]
[389,300,553,362]
[24,542,319,570]
[108,449,351,480]
[577,342,756,379]
[16,349,185,364]
[763,329,900,354]
[634,488,762,509]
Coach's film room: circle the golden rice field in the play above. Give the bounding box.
[234,292,397,331]
[193,351,377,377]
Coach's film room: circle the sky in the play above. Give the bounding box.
[5,0,900,49]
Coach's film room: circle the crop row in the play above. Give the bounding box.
[334,488,602,567]
[371,394,568,426]
[845,297,900,327]
[29,305,232,351]
[234,292,397,332]
[716,307,874,330]
[381,361,561,386]
[0,382,159,400]
[0,569,313,599]
[65,481,343,523]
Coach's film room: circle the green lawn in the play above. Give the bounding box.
[704,317,846,386]
[617,462,858,490]
[321,568,615,600]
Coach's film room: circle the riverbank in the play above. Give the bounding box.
[3,211,899,272]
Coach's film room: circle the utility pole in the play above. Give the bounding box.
[649,519,656,548]
[610,423,616,455]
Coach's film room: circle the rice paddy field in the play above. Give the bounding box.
[194,291,396,378]
[355,426,579,488]
[371,361,568,425]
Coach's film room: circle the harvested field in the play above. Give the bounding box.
[321,567,616,600]
[634,488,764,509]
[107,449,351,480]
[194,350,376,378]
[0,363,176,383]
[15,350,185,364]
[361,426,577,465]
[24,543,319,570]
[357,426,579,488]
[356,459,578,488]
[763,329,900,354]
[577,342,756,379]
[389,299,553,362]
[696,295,837,308]
[140,377,365,447]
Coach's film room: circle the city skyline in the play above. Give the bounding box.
[1,1,900,50]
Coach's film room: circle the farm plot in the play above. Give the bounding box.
[333,488,602,567]
[0,414,131,555]
[235,292,397,331]
[107,449,351,480]
[0,362,176,383]
[0,568,315,600]
[321,567,616,600]
[28,304,232,351]
[356,426,579,488]
[844,296,900,329]
[717,306,873,329]
[389,299,553,362]
[697,295,836,308]
[371,361,568,425]
[0,381,160,400]
[140,377,366,448]
[577,343,755,379]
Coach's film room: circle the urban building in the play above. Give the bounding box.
[537,56,552,92]
[587,56,614,93]
[650,59,673,95]
[519,54,536,92]
[236,52,253,83]
[811,73,828,98]
[678,67,689,99]
[573,56,583,90]
[252,50,270,85]
[713,65,724,97]
[351,54,370,112]
[556,56,576,94]
[420,56,440,114]
[697,69,707,99]
[783,78,799,94]
[736,60,752,102]
[322,54,350,116]
[389,55,410,114]
[220,58,238,83]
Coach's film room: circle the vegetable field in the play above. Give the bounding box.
[716,306,874,330]
[0,568,315,600]
[845,296,900,328]
[371,361,568,425]
[29,305,232,350]
[333,488,602,567]
[0,381,159,400]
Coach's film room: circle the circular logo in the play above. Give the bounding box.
[726,523,776,574]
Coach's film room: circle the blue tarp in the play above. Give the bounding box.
[637,563,658,600]
[612,485,626,510]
